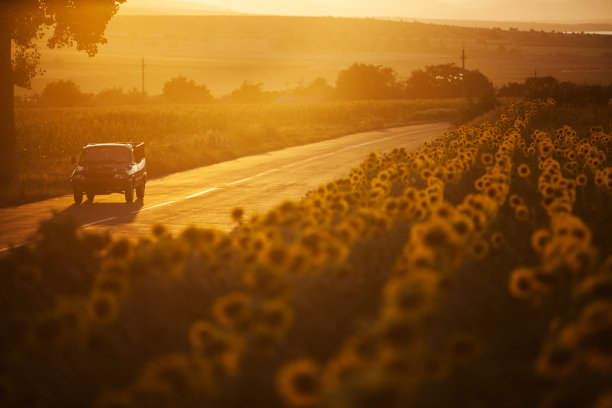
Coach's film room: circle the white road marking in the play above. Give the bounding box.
[282,161,303,168]
[226,169,279,186]
[254,169,279,177]
[185,188,218,199]
[82,217,119,227]
[226,177,253,186]
[279,128,437,170]
[131,201,176,214]
[0,240,33,253]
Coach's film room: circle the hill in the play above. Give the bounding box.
[21,15,612,97]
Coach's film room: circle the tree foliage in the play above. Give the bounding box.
[406,63,493,99]
[7,0,126,89]
[229,81,273,103]
[292,77,333,99]
[335,63,401,100]
[497,76,612,106]
[162,76,213,104]
[95,86,144,105]
[40,80,91,107]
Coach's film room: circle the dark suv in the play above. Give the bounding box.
[70,142,147,204]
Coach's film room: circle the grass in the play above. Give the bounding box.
[4,99,461,207]
[0,99,610,407]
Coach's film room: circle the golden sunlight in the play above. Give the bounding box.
[1,0,611,407]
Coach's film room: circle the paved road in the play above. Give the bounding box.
[0,122,448,252]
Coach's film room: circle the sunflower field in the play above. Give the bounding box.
[0,98,611,407]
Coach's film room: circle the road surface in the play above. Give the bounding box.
[0,122,448,252]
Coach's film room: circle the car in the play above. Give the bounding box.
[70,142,147,204]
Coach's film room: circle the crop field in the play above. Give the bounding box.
[1,99,610,407]
[4,99,461,207]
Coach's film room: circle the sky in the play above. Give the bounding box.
[117,0,612,23]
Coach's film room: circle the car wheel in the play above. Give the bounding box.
[136,181,145,200]
[125,183,134,203]
[86,192,95,202]
[73,189,83,204]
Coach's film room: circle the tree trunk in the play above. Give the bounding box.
[0,5,15,185]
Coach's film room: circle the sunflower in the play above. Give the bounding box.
[412,221,458,250]
[322,352,361,390]
[509,194,524,208]
[480,152,494,166]
[578,301,612,332]
[264,245,290,269]
[259,299,294,338]
[402,245,436,270]
[535,344,577,377]
[212,291,252,330]
[469,239,489,260]
[88,292,120,325]
[242,265,287,298]
[140,353,203,396]
[108,237,132,259]
[383,270,439,320]
[509,267,539,298]
[277,359,321,407]
[531,229,551,253]
[514,205,529,221]
[95,272,130,299]
[450,214,474,243]
[188,320,219,350]
[517,164,531,178]
[379,316,420,350]
[490,231,504,248]
[230,206,244,223]
[151,222,168,238]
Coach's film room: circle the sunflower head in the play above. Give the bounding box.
[277,359,321,407]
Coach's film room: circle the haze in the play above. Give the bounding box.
[119,0,612,23]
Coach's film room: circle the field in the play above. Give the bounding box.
[0,98,611,407]
[4,99,461,207]
[21,15,612,98]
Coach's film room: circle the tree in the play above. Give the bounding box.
[405,63,493,99]
[229,81,272,103]
[162,76,213,104]
[335,63,401,100]
[40,79,91,107]
[0,0,126,183]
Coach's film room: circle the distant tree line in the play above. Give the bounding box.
[14,62,611,108]
[498,76,612,106]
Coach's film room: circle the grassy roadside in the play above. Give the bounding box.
[4,99,462,207]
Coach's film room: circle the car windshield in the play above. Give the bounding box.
[80,146,131,164]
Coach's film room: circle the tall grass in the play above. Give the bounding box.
[5,100,461,207]
[0,99,610,407]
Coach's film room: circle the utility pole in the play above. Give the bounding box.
[141,56,145,99]
[460,46,467,97]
